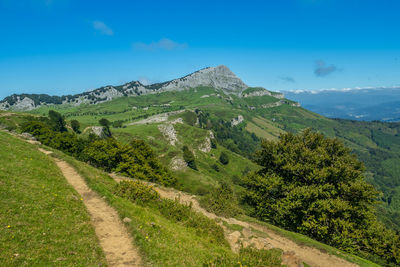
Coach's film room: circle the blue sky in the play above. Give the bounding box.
[0,0,399,99]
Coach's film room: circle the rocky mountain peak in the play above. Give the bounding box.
[0,65,251,111]
[159,65,248,95]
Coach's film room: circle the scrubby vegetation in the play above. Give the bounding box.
[20,111,175,186]
[195,109,260,158]
[182,145,197,170]
[200,181,242,217]
[242,129,400,266]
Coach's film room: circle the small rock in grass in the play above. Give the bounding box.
[123,217,132,223]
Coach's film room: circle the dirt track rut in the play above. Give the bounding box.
[39,148,141,267]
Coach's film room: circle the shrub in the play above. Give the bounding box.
[70,120,81,133]
[211,163,220,172]
[111,120,123,128]
[210,138,217,149]
[182,146,197,170]
[219,151,229,165]
[99,118,112,137]
[114,180,159,204]
[48,110,67,132]
[242,129,400,265]
[200,181,242,218]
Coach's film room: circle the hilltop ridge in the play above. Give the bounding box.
[0,65,266,111]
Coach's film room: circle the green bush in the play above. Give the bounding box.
[200,181,242,218]
[182,145,197,170]
[242,129,400,265]
[211,163,220,172]
[70,120,81,133]
[21,115,176,187]
[48,110,67,132]
[114,180,159,204]
[219,151,229,165]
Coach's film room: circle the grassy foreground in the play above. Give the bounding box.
[49,147,283,266]
[0,131,106,266]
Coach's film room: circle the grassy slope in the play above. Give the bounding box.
[49,148,281,266]
[0,110,378,266]
[25,88,400,229]
[0,131,106,266]
[48,145,376,267]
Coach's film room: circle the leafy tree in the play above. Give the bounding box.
[71,120,81,133]
[111,120,123,128]
[98,118,112,137]
[210,138,217,149]
[242,129,400,265]
[182,146,197,170]
[48,110,67,132]
[99,118,110,127]
[219,151,229,165]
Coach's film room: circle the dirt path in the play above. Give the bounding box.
[39,149,141,267]
[112,174,358,267]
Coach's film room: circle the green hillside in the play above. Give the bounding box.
[0,128,379,266]
[2,84,400,266]
[25,87,400,231]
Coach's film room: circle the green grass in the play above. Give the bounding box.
[48,147,282,266]
[0,132,106,266]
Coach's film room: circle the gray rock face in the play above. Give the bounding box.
[231,115,244,126]
[0,96,36,111]
[158,65,248,95]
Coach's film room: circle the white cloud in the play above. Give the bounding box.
[133,38,187,51]
[93,20,113,36]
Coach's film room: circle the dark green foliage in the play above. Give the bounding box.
[210,138,217,149]
[219,151,229,165]
[21,120,85,157]
[114,180,160,204]
[48,110,67,132]
[0,94,63,106]
[84,138,176,186]
[195,110,259,158]
[182,111,198,126]
[182,145,197,170]
[204,247,282,267]
[200,181,242,218]
[242,129,400,265]
[211,163,220,172]
[99,118,110,127]
[70,119,81,133]
[99,118,112,137]
[111,120,123,128]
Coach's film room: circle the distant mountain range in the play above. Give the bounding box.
[0,65,259,111]
[283,87,400,122]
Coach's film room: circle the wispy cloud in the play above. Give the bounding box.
[134,38,187,51]
[314,60,338,77]
[279,76,296,83]
[93,20,113,36]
